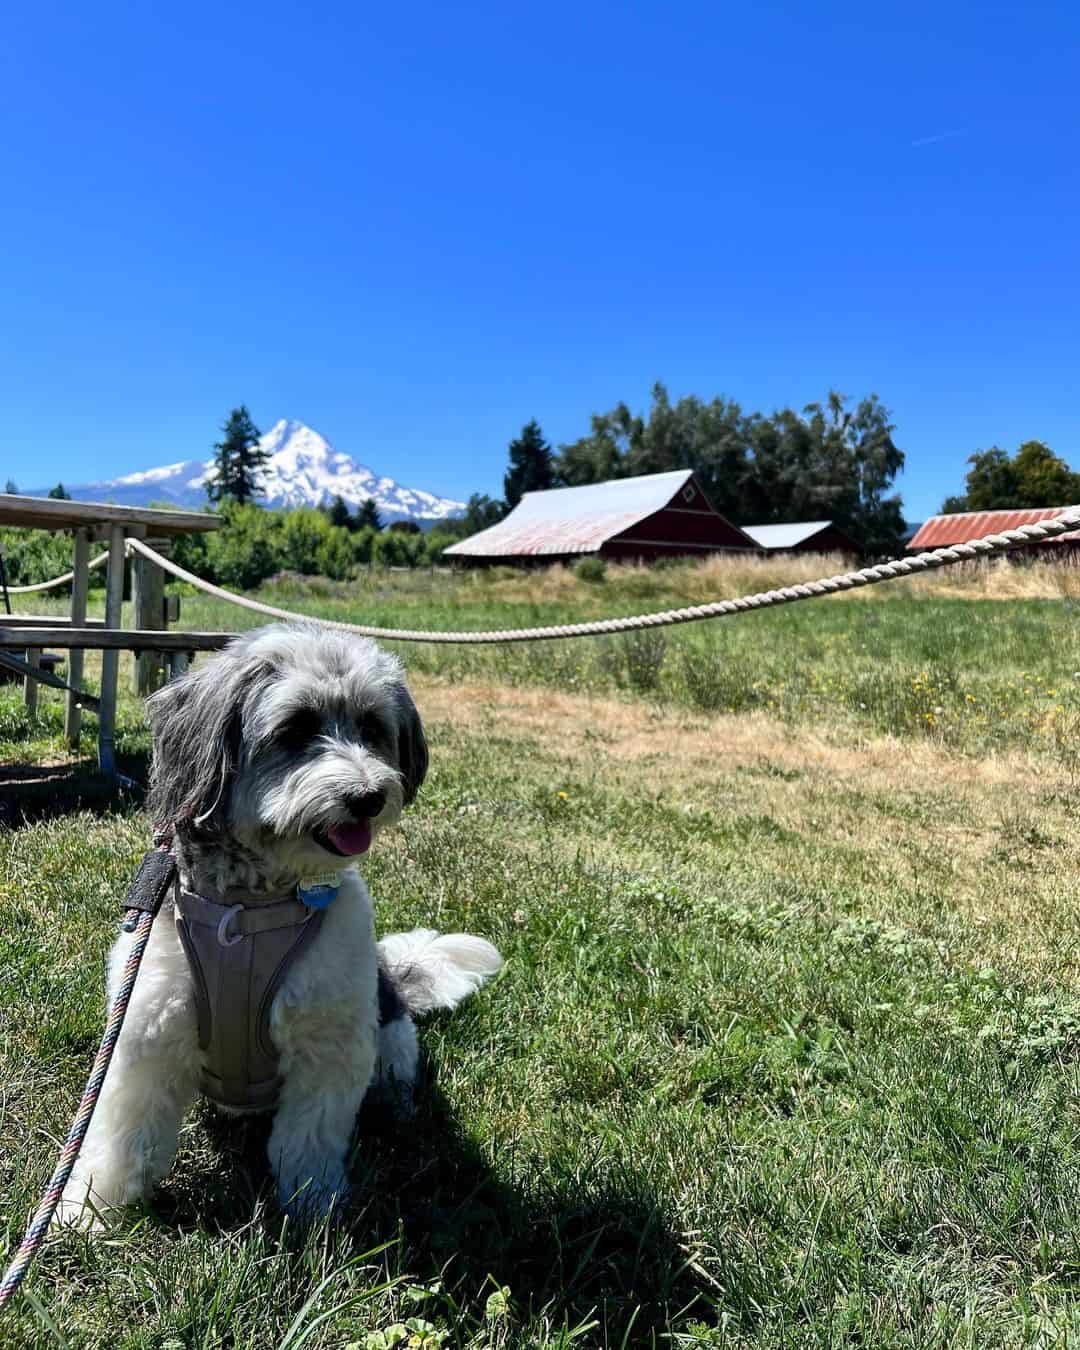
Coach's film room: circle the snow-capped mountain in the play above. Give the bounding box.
[35,420,464,524]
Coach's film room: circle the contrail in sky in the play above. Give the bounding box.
[911,130,966,147]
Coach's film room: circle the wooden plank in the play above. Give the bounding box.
[23,648,40,713]
[2,614,104,628]
[132,544,166,695]
[65,528,90,748]
[0,627,233,651]
[0,493,220,537]
[0,651,100,711]
[97,525,126,778]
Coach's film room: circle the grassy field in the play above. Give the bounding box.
[3,556,1080,1346]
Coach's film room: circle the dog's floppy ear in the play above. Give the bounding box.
[146,652,260,837]
[394,683,428,806]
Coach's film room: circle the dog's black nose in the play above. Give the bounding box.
[345,789,386,819]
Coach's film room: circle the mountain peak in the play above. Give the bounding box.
[34,420,464,523]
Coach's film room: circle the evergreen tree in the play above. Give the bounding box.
[47,482,71,499]
[207,406,267,505]
[356,497,383,531]
[504,420,554,509]
[464,493,506,532]
[326,494,352,529]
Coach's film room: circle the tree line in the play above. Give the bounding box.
[455,385,908,556]
[942,442,1080,513]
[10,400,1066,591]
[461,392,1079,556]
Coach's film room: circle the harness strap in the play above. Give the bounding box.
[174,889,325,1110]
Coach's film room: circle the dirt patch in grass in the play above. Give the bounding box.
[411,673,1053,794]
[412,673,1080,977]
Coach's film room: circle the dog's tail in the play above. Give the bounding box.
[377,929,502,1016]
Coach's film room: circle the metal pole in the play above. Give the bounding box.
[98,524,125,777]
[65,529,90,748]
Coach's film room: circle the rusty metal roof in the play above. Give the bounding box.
[444,470,751,557]
[908,507,1080,549]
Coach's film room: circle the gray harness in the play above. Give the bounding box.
[174,889,326,1111]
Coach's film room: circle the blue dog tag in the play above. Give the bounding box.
[297,873,342,909]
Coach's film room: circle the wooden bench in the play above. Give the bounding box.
[0,494,220,774]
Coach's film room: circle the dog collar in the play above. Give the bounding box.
[296,871,344,909]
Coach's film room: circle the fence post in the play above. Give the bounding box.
[97,524,125,778]
[65,528,90,748]
[23,648,40,713]
[132,540,166,695]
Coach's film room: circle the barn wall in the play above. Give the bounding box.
[611,505,753,555]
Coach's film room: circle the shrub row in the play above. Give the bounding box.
[171,504,461,589]
[0,526,105,591]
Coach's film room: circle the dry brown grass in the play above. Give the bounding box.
[462,551,1080,606]
[414,672,1080,979]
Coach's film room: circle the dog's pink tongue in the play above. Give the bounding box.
[327,820,373,856]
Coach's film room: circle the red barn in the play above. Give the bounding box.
[443,470,755,565]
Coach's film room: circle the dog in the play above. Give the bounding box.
[57,622,500,1224]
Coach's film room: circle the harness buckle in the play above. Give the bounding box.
[216,904,245,947]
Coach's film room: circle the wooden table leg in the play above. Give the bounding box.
[65,529,90,748]
[23,648,40,713]
[97,525,125,777]
[132,543,165,695]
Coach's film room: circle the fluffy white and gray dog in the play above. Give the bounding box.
[58,622,501,1224]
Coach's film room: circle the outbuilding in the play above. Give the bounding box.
[740,520,858,555]
[443,469,756,565]
[908,507,1080,555]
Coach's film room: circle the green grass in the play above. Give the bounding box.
[3,566,1080,1345]
[26,557,1080,757]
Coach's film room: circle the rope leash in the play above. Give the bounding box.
[0,847,176,1312]
[124,506,1080,644]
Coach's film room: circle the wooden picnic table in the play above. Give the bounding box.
[0,494,220,775]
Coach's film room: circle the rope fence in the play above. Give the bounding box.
[125,506,1080,645]
[4,551,109,594]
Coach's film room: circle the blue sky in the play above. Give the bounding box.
[1,0,1077,521]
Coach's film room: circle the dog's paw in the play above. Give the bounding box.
[279,1167,349,1222]
[367,1066,416,1117]
[51,1197,107,1232]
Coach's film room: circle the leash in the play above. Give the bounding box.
[0,840,177,1311]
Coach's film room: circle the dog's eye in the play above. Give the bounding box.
[279,708,322,749]
[356,711,389,745]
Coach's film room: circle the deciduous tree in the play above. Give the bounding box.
[943,441,1080,512]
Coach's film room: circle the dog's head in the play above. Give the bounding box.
[146,623,427,876]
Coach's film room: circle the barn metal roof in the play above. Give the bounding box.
[740,521,836,549]
[444,470,745,557]
[908,507,1080,549]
